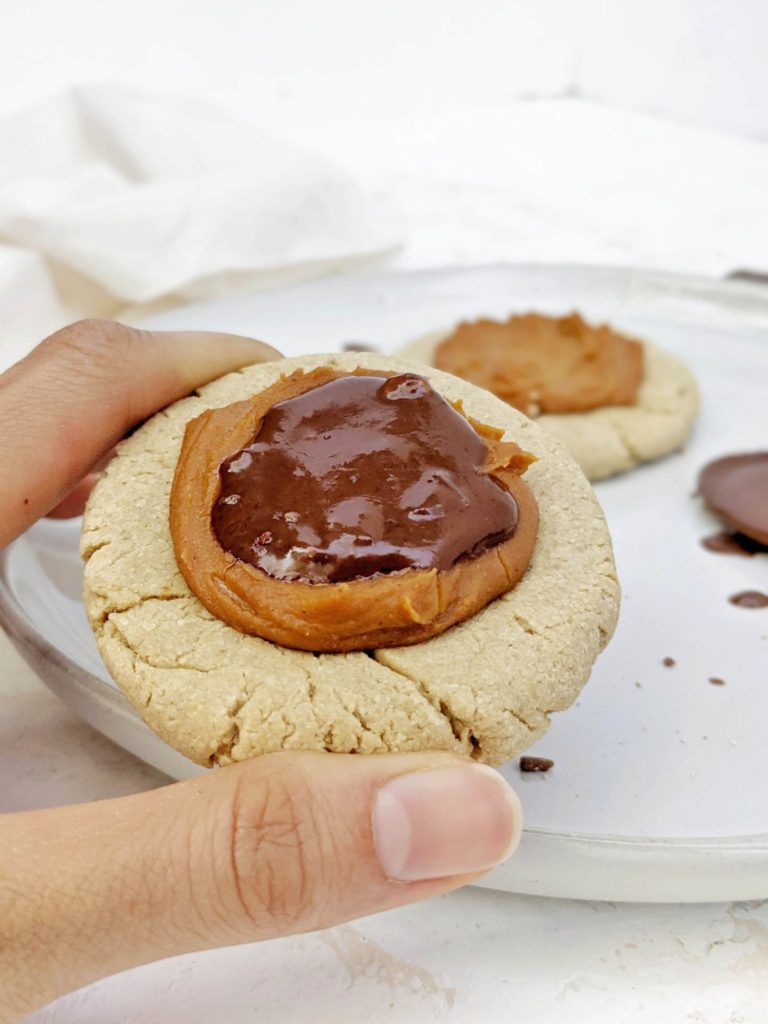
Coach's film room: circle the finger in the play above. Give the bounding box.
[45,446,122,519]
[0,319,281,548]
[0,751,521,1017]
[45,475,99,519]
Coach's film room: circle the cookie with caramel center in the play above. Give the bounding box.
[401,316,699,482]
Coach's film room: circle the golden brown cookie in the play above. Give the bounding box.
[82,353,620,767]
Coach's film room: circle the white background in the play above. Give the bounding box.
[1,0,767,141]
[3,0,768,303]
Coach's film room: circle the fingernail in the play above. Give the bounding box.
[372,764,522,882]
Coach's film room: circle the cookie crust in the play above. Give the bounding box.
[82,353,619,767]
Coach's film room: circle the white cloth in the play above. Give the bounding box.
[0,86,398,369]
[4,89,768,375]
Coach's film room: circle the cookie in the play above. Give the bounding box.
[400,329,699,481]
[82,353,620,767]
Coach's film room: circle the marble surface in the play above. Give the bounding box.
[3,559,768,1023]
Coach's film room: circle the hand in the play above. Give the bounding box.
[0,321,521,1021]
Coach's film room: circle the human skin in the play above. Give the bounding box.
[0,321,521,1021]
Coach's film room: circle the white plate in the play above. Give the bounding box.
[2,264,768,902]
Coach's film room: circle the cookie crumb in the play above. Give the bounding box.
[708,677,726,686]
[662,656,676,667]
[520,755,554,773]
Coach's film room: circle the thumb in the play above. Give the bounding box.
[1,751,520,1018]
[0,318,282,548]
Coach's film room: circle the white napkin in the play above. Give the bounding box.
[0,86,398,369]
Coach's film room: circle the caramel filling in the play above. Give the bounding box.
[170,368,539,652]
[435,312,644,416]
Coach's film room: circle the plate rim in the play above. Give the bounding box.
[134,260,768,333]
[4,261,768,892]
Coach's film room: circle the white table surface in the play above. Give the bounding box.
[4,101,768,1022]
[4,631,768,1024]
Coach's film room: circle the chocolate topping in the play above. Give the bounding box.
[212,373,520,584]
[699,453,768,546]
[701,530,767,557]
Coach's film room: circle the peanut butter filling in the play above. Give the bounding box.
[435,312,644,416]
[170,368,538,652]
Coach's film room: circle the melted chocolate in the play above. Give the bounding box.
[699,453,768,546]
[212,373,519,583]
[701,530,767,557]
[728,590,768,609]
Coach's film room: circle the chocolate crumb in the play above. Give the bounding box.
[701,531,767,557]
[708,677,726,686]
[23,498,29,506]
[662,657,676,668]
[342,341,378,352]
[520,755,554,773]
[728,269,768,284]
[729,590,768,609]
